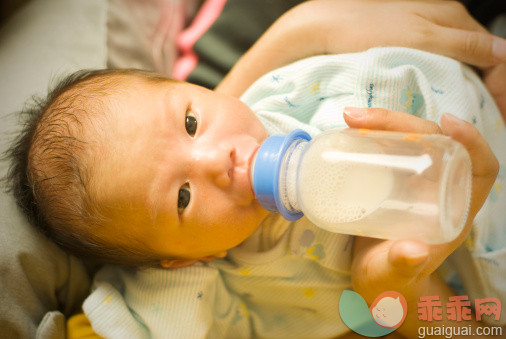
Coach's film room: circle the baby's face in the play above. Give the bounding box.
[94,76,269,260]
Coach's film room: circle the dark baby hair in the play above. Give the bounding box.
[4,68,172,267]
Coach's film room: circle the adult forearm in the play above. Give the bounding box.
[216,0,506,98]
[215,1,327,97]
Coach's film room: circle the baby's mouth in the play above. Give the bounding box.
[229,136,260,203]
[246,145,259,190]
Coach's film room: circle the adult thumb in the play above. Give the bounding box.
[388,240,430,278]
[352,238,429,290]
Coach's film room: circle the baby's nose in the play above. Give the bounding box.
[192,143,234,187]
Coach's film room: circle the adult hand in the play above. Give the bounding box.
[316,0,505,67]
[342,107,499,336]
[217,0,506,97]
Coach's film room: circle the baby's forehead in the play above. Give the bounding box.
[61,72,171,106]
[60,74,155,124]
[85,73,194,152]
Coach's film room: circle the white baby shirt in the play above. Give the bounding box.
[84,215,353,338]
[83,47,506,337]
[242,47,506,325]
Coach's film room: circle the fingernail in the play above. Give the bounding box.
[492,37,506,61]
[405,249,429,267]
[395,241,429,267]
[343,107,366,119]
[441,112,464,126]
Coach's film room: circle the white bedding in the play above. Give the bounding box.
[0,0,107,337]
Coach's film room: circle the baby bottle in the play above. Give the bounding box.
[251,128,472,244]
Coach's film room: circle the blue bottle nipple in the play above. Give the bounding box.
[251,129,311,220]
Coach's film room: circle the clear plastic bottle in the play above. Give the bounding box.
[251,129,472,244]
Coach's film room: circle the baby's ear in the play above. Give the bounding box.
[205,251,227,260]
[160,252,227,269]
[160,258,199,268]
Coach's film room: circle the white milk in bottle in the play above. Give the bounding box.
[251,129,472,244]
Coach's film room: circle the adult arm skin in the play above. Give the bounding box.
[215,0,506,117]
[344,107,499,338]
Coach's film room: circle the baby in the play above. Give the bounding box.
[7,48,505,337]
[9,68,270,267]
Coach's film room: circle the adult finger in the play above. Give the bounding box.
[343,108,498,193]
[428,26,506,67]
[343,107,442,134]
[416,113,500,273]
[483,63,506,121]
[440,113,498,178]
[423,0,487,33]
[440,113,499,218]
[413,0,506,67]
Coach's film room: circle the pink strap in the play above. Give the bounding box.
[172,0,227,80]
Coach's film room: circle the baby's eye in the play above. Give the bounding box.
[185,109,198,137]
[177,183,191,214]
